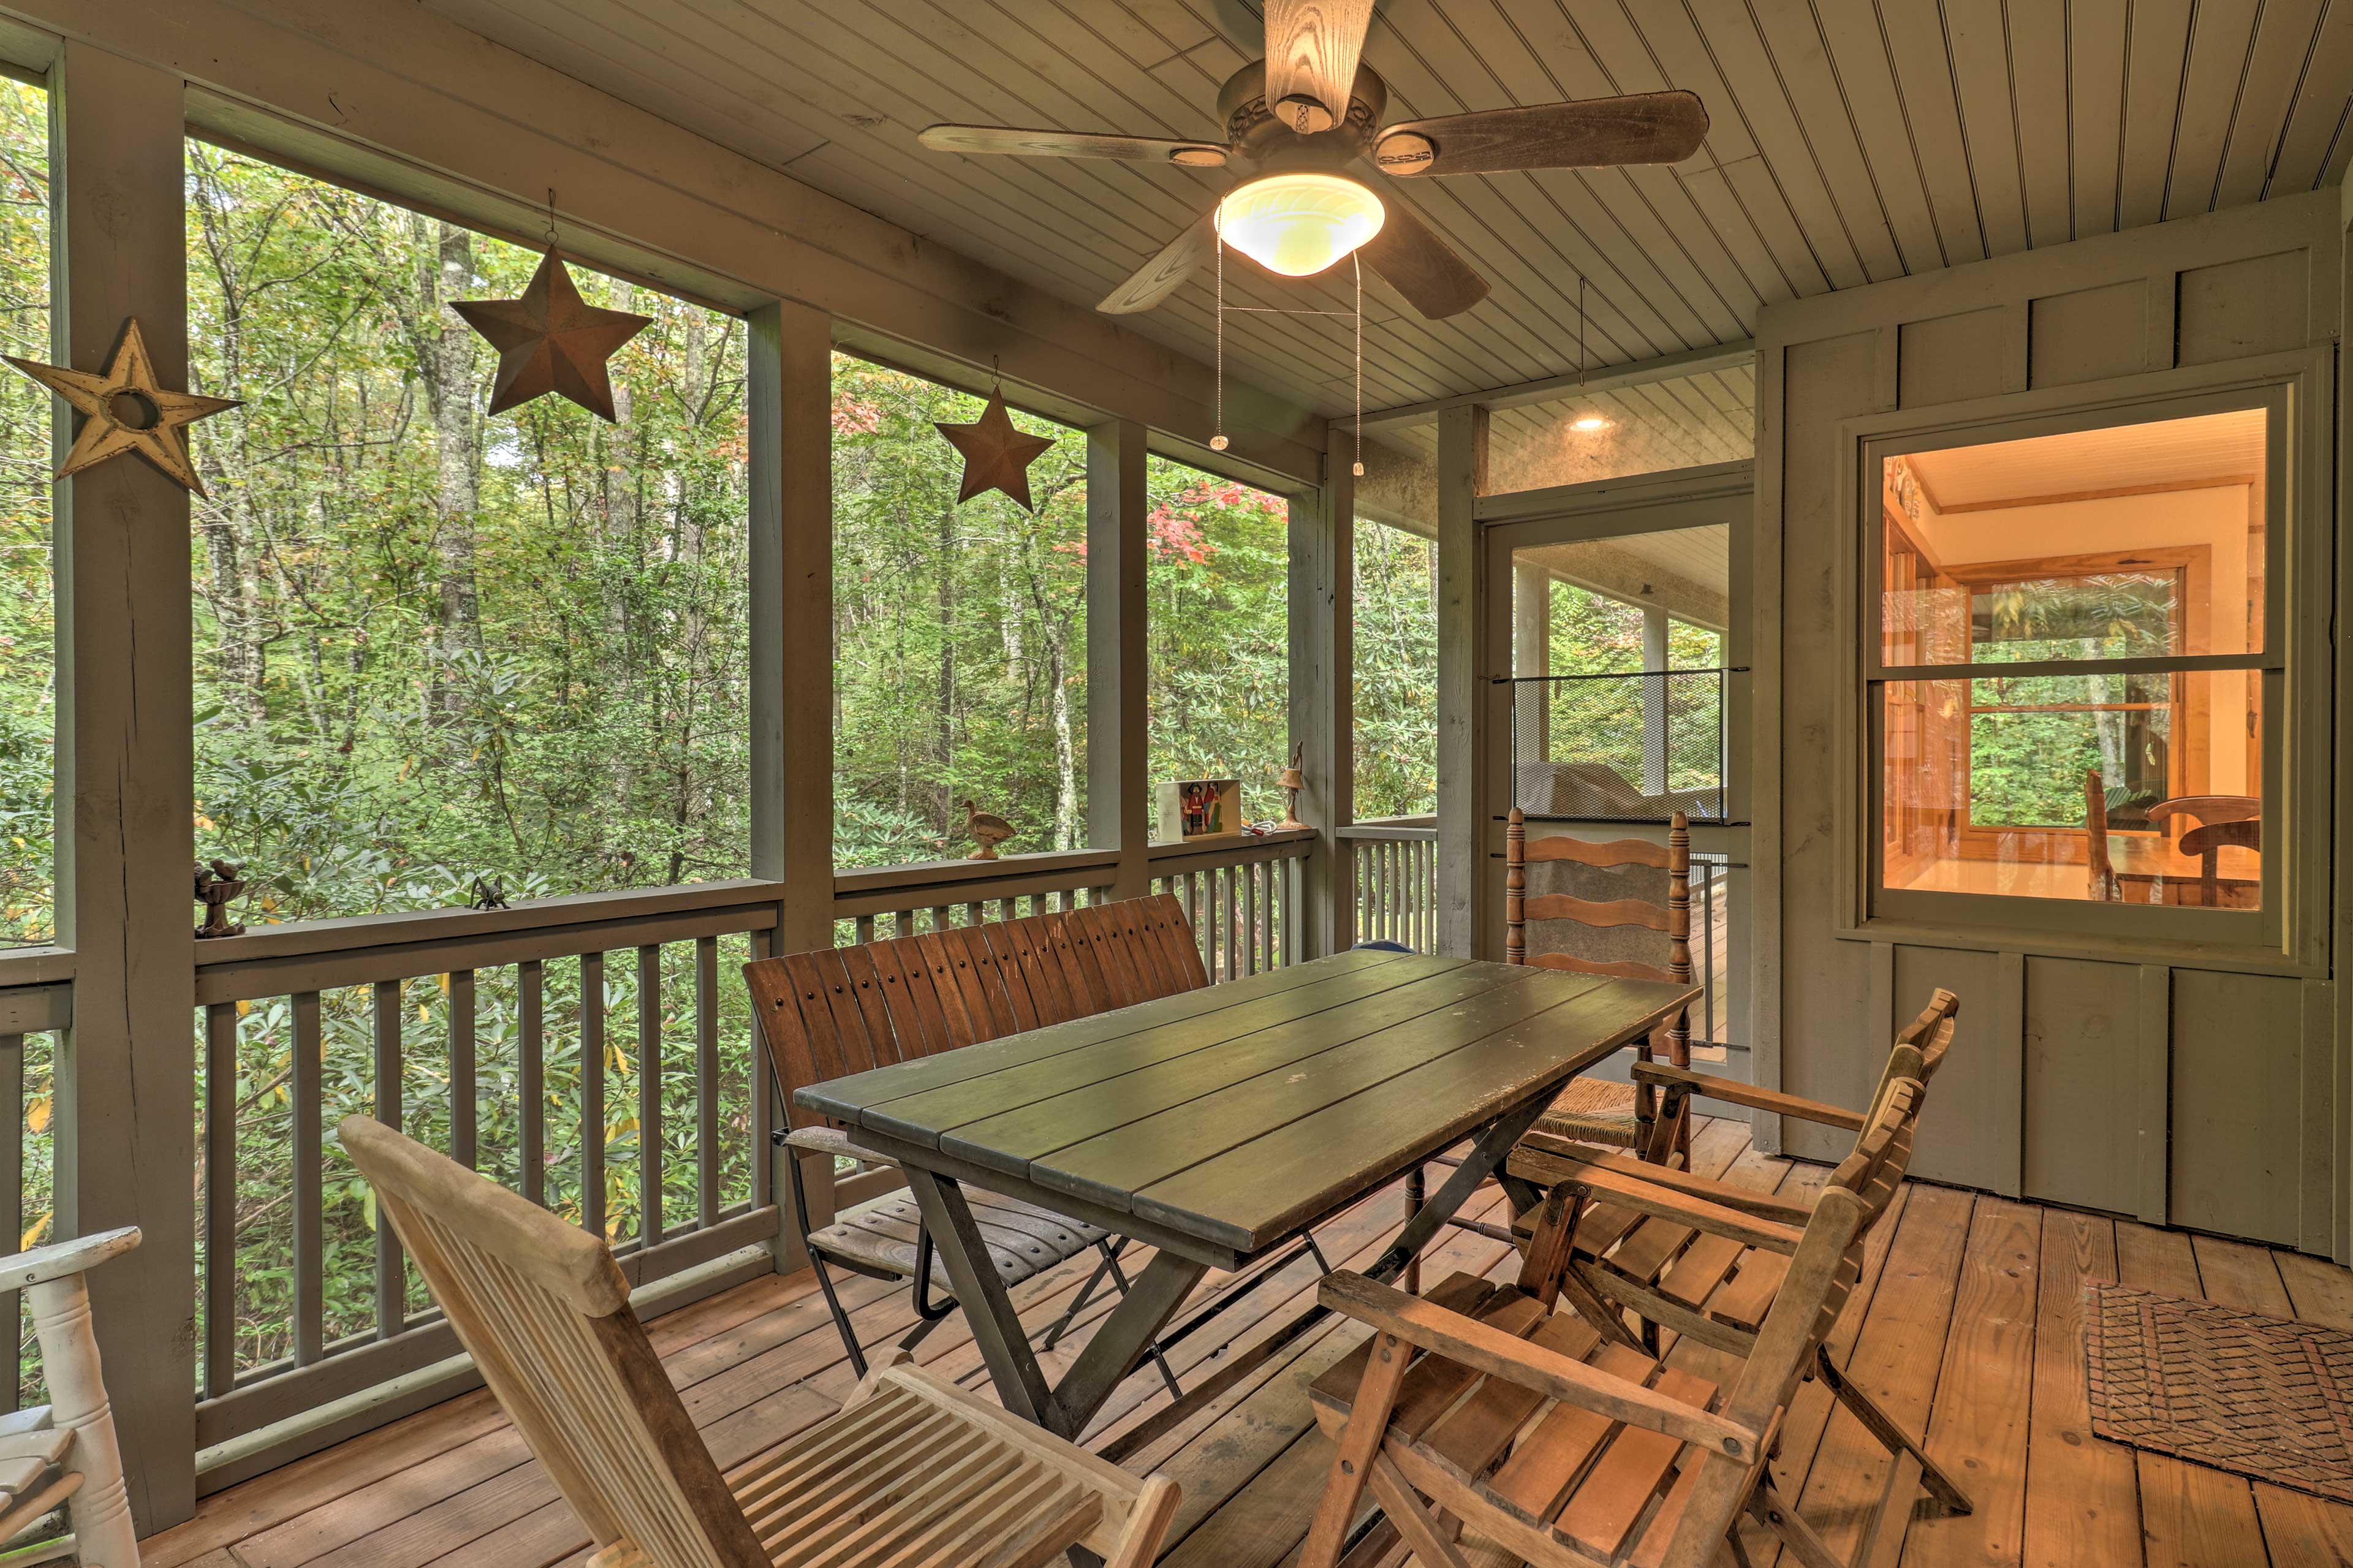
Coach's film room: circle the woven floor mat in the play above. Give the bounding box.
[2086,1282,2353,1503]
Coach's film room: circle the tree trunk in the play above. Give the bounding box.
[935,506,957,838]
[423,219,482,722]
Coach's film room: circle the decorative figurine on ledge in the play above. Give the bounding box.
[469,876,510,912]
[194,860,248,939]
[1278,743,1309,831]
[962,798,1014,861]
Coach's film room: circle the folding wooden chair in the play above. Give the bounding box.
[1505,807,1692,1164]
[745,895,1203,1381]
[339,1115,1180,1568]
[1502,988,1970,1523]
[1300,1071,1934,1568]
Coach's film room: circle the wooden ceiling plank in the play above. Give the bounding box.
[1484,0,1760,338]
[2211,0,2328,208]
[1870,0,1992,265]
[2007,0,2075,248]
[1352,9,1694,372]
[2067,0,2131,238]
[1606,4,1841,298]
[1413,0,1729,349]
[1555,2,1806,311]
[2117,0,2196,232]
[1680,0,1895,286]
[914,0,1222,149]
[1718,0,1909,284]
[1754,0,1946,276]
[2257,2,2353,195]
[1941,0,2031,257]
[2163,0,2264,223]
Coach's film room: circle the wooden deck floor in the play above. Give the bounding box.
[141,1117,2353,1568]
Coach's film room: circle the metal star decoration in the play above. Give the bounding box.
[450,248,652,422]
[935,387,1058,512]
[6,318,239,496]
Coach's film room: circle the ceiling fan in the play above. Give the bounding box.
[915,1,1707,320]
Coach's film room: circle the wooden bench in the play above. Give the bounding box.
[743,893,1210,1376]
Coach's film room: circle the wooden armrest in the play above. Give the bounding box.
[1505,1153,1806,1256]
[1512,1133,1814,1223]
[0,1226,140,1290]
[1630,1063,1868,1134]
[780,1126,896,1166]
[1318,1271,1760,1464]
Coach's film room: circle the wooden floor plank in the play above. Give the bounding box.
[2115,1222,2271,1568]
[1900,1196,2040,1568]
[141,1124,2353,1568]
[2017,1209,2142,1568]
[1772,1181,1974,1567]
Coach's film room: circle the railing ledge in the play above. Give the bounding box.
[1146,827,1314,861]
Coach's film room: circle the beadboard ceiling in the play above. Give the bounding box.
[1907,405,2268,508]
[422,0,2353,427]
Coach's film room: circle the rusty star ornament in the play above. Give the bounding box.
[6,318,239,496]
[450,248,651,422]
[935,388,1058,512]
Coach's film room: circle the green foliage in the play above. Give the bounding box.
[0,81,50,948]
[1354,521,1438,819]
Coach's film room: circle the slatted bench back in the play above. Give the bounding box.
[745,892,1209,1128]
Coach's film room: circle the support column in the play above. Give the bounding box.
[1512,563,1551,763]
[51,40,197,1531]
[1289,428,1353,958]
[1434,404,1489,959]
[1642,605,1670,795]
[748,299,834,1266]
[1088,419,1150,900]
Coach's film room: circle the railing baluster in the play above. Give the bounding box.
[1702,863,1719,1047]
[520,958,545,1206]
[373,979,405,1337]
[202,1007,236,1399]
[1243,860,1259,976]
[637,944,662,1249]
[293,990,324,1366]
[696,934,719,1229]
[450,969,477,1169]
[965,900,983,927]
[582,950,606,1240]
[930,904,950,933]
[855,914,875,944]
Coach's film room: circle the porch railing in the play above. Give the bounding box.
[191,882,786,1470]
[1151,828,1312,978]
[1342,818,1437,952]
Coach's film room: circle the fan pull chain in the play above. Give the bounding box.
[1210,234,1228,452]
[1352,253,1365,478]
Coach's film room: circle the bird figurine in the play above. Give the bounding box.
[1277,743,1309,831]
[194,858,249,939]
[961,798,1014,861]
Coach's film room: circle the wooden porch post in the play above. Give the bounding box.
[1435,404,1490,958]
[50,40,199,1531]
[1289,428,1353,958]
[1088,419,1150,901]
[748,298,834,1266]
[1512,563,1551,760]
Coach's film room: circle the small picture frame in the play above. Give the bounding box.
[1158,778,1243,842]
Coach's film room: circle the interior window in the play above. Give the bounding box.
[1875,407,2268,909]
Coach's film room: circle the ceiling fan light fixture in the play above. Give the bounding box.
[1214,173,1385,278]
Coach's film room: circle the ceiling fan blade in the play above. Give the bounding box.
[1099,212,1217,314]
[1361,201,1489,319]
[1262,0,1374,134]
[919,124,1228,168]
[1373,91,1708,177]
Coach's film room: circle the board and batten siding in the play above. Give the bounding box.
[1756,188,2345,1257]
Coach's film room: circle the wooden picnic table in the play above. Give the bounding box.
[796,947,1693,1442]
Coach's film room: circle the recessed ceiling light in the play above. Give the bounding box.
[1572,414,1609,432]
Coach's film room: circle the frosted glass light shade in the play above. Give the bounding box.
[1214,173,1385,278]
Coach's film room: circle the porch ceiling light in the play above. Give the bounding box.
[1215,173,1385,277]
[1572,414,1610,431]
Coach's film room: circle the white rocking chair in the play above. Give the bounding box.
[0,1226,142,1568]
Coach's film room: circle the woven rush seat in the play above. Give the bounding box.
[1533,1077,1645,1150]
[808,1189,1112,1290]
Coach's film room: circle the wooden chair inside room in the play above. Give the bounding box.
[339,1114,1181,1568]
[1497,988,1970,1527]
[1297,1068,1936,1568]
[2086,769,2121,901]
[2147,793,2261,907]
[1506,806,1692,1164]
[743,893,1209,1377]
